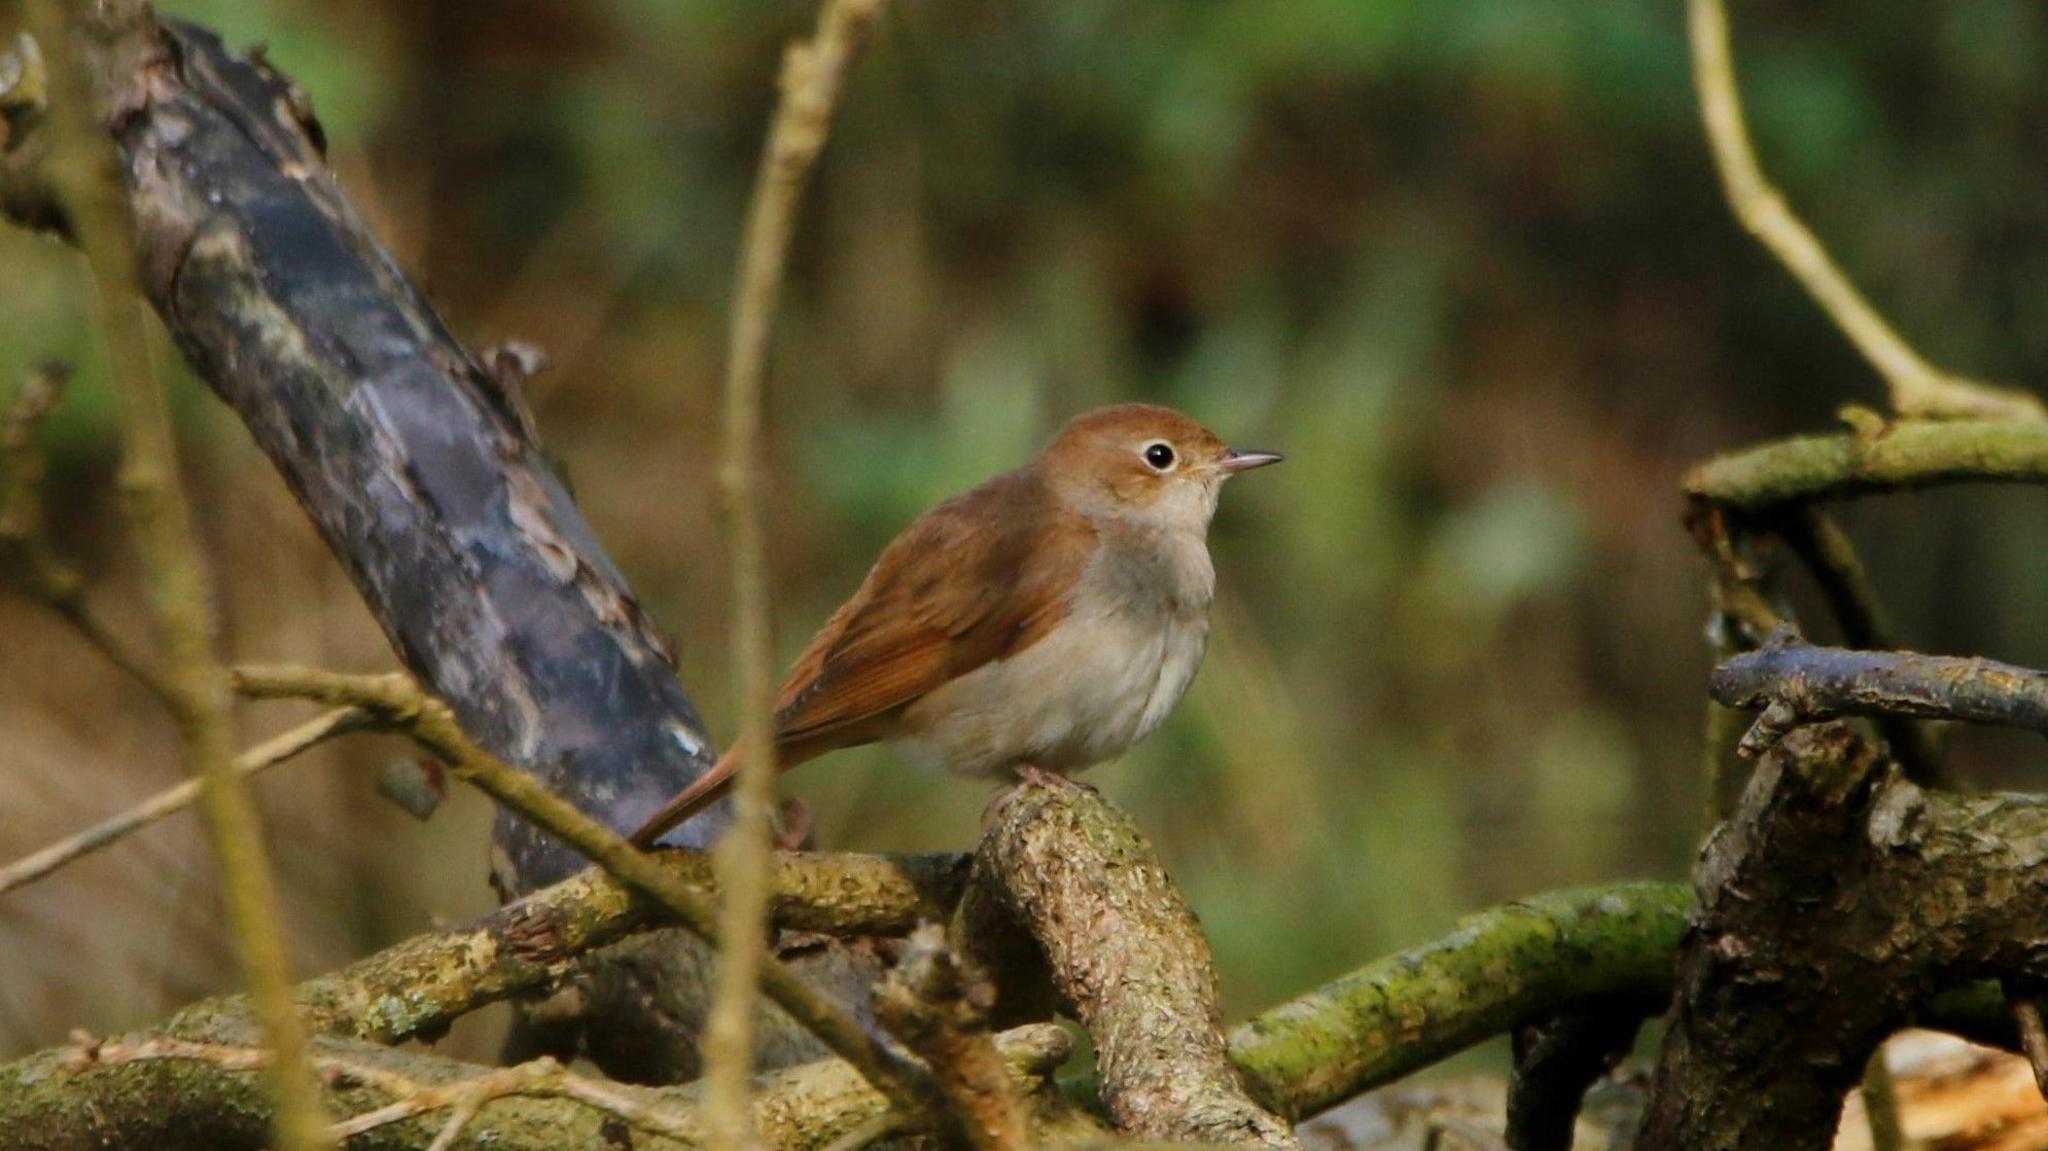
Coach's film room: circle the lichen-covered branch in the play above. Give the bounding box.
[1684,420,2048,512]
[972,783,1300,1149]
[1638,724,2048,1150]
[163,847,968,1048]
[1710,640,2048,752]
[0,1022,1079,1151]
[229,664,944,1122]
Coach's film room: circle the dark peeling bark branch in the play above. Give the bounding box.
[105,18,720,886]
[972,784,1301,1150]
[1637,724,2048,1151]
[1711,640,2048,746]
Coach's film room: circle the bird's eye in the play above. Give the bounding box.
[1142,442,1176,471]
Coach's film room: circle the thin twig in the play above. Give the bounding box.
[228,664,941,1130]
[710,2,888,1148]
[22,7,333,1150]
[1687,0,2044,420]
[0,706,367,895]
[1,359,175,705]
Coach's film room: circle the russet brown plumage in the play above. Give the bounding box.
[629,403,1279,847]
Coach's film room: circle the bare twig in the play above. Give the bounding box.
[228,664,942,1129]
[1686,0,2043,420]
[1,359,174,704]
[0,706,366,895]
[21,7,331,1149]
[710,1,888,1147]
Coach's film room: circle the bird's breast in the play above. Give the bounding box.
[892,529,1214,778]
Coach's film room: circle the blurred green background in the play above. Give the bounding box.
[5,0,2048,1069]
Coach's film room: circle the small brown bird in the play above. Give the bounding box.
[630,403,1280,847]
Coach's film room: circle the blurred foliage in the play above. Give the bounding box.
[4,0,2048,1069]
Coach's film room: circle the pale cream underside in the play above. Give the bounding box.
[891,524,1215,779]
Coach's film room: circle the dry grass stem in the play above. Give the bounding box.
[21,6,333,1148]
[0,706,367,895]
[709,1,889,1149]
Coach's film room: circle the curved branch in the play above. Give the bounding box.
[1687,0,2042,420]
[228,665,944,1123]
[1228,884,1686,1120]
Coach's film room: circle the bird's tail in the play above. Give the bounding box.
[628,746,742,848]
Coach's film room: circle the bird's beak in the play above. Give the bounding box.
[1217,447,1284,475]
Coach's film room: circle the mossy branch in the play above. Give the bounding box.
[164,848,969,1048]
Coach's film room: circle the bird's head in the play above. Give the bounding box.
[1039,403,1281,533]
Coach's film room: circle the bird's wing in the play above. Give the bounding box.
[771,470,1095,750]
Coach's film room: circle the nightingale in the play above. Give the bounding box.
[629,403,1281,847]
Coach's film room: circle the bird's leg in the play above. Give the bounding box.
[1014,762,1072,790]
[1013,762,1100,796]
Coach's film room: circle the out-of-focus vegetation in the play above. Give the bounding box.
[5,0,2048,1065]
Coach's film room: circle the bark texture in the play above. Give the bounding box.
[109,18,716,885]
[972,783,1302,1149]
[1638,723,2048,1150]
